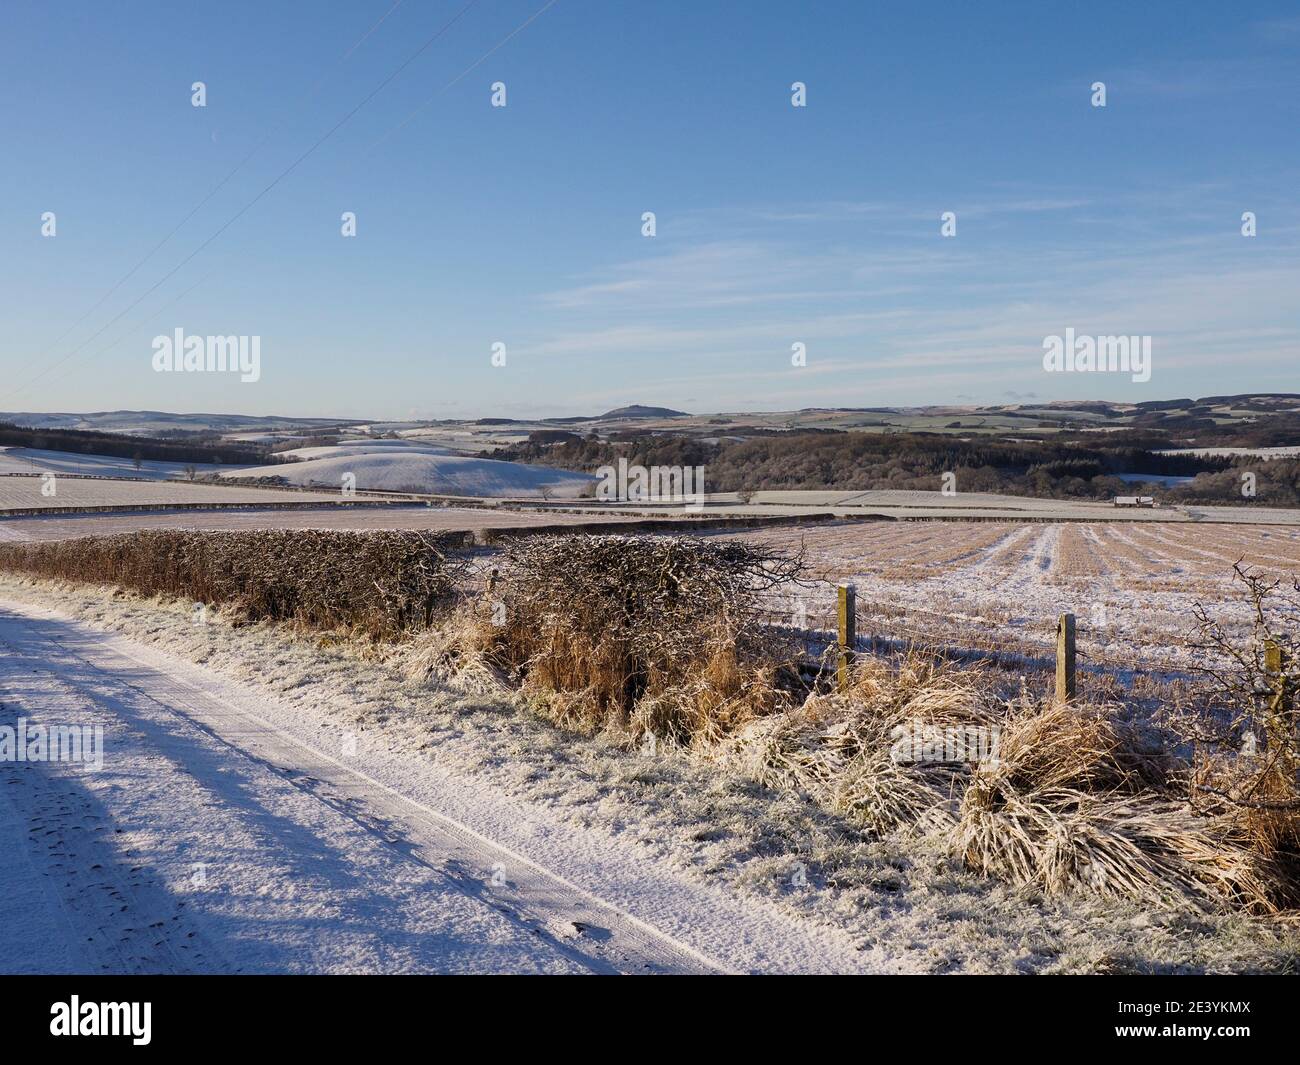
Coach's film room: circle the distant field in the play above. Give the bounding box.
[0,475,353,513]
[15,505,1295,679]
[1157,446,1300,459]
[0,504,643,541]
[557,489,1300,525]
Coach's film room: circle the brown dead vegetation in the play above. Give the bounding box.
[0,529,466,639]
[443,534,808,744]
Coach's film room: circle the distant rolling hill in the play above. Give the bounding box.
[223,441,593,497]
[0,410,355,435]
[594,405,690,420]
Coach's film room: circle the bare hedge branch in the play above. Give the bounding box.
[478,533,807,737]
[0,529,468,638]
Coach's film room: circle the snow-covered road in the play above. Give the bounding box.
[0,599,883,975]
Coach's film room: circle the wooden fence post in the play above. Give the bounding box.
[1263,639,1293,765]
[1056,613,1076,703]
[1264,639,1283,684]
[837,584,856,693]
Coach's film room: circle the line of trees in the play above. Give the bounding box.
[0,423,275,467]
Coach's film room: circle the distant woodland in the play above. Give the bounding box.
[493,429,1300,506]
[0,424,273,467]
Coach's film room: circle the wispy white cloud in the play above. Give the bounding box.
[519,186,1299,410]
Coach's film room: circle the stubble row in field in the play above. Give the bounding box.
[728,520,1300,675]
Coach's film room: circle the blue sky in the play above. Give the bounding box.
[1,0,1297,419]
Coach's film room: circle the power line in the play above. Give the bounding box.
[342,0,406,60]
[8,0,559,405]
[364,0,560,156]
[17,1,408,381]
[37,273,215,398]
[11,0,480,401]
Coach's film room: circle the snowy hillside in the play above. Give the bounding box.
[277,440,457,460]
[222,441,592,497]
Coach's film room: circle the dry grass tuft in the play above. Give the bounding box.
[954,701,1288,912]
[723,652,1300,915]
[723,654,999,836]
[398,604,513,696]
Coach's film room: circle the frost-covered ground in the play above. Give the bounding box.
[0,475,350,513]
[727,520,1300,676]
[1,574,1296,973]
[223,440,593,498]
[0,504,636,542]
[0,604,590,975]
[570,490,1300,525]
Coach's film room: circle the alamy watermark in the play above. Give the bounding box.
[152,328,261,382]
[595,457,705,511]
[50,996,150,1045]
[1,718,103,771]
[1042,328,1151,383]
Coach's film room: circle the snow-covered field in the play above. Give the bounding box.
[223,440,593,497]
[728,520,1300,674]
[277,440,457,460]
[578,489,1300,525]
[398,426,533,453]
[0,439,595,501]
[0,504,641,542]
[0,475,350,512]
